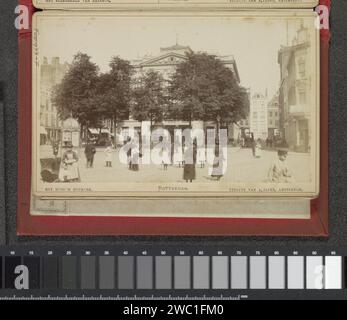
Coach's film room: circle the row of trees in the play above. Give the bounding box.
[52,51,250,136]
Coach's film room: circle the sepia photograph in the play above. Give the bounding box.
[32,11,320,197]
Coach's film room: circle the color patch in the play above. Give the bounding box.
[99,256,115,289]
[23,257,41,289]
[193,256,209,289]
[250,256,266,289]
[61,256,77,289]
[174,256,190,289]
[155,256,172,289]
[212,256,228,289]
[118,256,134,289]
[137,256,153,289]
[81,256,96,289]
[43,256,59,290]
[268,256,285,289]
[230,256,248,289]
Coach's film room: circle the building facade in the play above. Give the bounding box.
[116,44,247,145]
[250,92,269,140]
[40,57,68,144]
[278,24,313,152]
[267,91,280,137]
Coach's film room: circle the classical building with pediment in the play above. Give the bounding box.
[115,44,248,146]
[132,44,240,84]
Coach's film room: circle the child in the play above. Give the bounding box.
[255,139,262,158]
[104,145,112,167]
[268,149,292,183]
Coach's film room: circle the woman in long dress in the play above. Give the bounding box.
[210,148,225,181]
[183,140,197,183]
[130,137,140,171]
[59,143,80,182]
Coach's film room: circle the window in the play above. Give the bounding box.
[253,112,257,118]
[299,91,307,104]
[122,127,129,141]
[269,111,273,117]
[298,59,306,77]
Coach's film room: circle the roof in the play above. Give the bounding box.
[134,52,188,68]
[62,117,80,130]
[160,44,192,52]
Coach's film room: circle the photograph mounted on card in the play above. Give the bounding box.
[32,0,319,9]
[32,11,320,198]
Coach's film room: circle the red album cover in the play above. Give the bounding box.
[17,0,330,236]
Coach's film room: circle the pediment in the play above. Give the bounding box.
[137,53,188,67]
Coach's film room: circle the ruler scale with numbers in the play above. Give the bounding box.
[0,247,345,299]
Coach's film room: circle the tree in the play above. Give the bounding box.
[168,52,249,128]
[52,52,100,132]
[131,70,167,128]
[97,57,133,134]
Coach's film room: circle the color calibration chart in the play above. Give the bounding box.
[0,246,345,299]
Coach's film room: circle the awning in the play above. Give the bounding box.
[88,128,112,135]
[101,129,111,134]
[88,128,99,135]
[40,126,47,135]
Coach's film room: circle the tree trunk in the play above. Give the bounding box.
[80,124,84,142]
[113,115,117,148]
[215,119,220,155]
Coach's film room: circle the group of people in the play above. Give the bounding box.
[55,135,292,184]
[124,136,226,183]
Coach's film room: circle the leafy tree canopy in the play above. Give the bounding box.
[168,52,249,125]
[52,52,100,128]
[131,70,167,125]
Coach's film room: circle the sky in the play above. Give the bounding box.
[38,14,315,99]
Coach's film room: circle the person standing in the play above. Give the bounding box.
[183,139,197,183]
[125,137,132,170]
[159,136,170,171]
[59,142,80,182]
[84,141,96,168]
[251,136,256,157]
[130,137,140,171]
[210,148,226,181]
[173,134,183,168]
[104,145,113,167]
[255,139,262,158]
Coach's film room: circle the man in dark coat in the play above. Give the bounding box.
[84,141,96,168]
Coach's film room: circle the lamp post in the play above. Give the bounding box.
[216,114,221,137]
